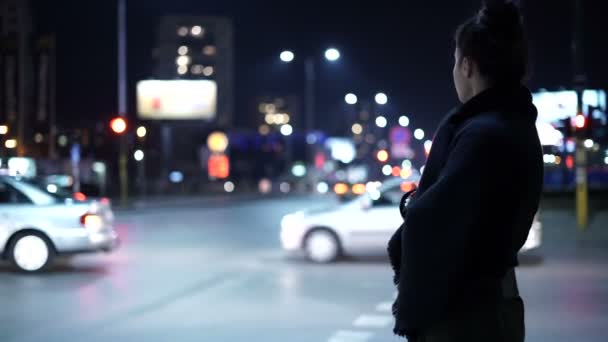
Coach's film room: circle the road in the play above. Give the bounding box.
[1,195,607,342]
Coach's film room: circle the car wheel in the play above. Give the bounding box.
[8,232,54,273]
[304,229,340,263]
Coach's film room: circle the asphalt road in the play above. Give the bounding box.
[0,195,607,342]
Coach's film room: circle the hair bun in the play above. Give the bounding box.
[478,1,520,28]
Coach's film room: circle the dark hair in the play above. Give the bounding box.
[455,0,528,84]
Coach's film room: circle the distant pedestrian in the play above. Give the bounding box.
[388,0,543,341]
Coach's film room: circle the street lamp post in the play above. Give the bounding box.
[117,0,129,206]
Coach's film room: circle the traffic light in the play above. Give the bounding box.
[573,113,593,139]
[110,117,127,134]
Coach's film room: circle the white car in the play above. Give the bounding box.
[0,176,118,272]
[281,178,542,263]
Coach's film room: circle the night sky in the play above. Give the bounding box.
[32,0,608,135]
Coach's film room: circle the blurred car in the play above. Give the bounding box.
[0,176,118,272]
[281,177,542,263]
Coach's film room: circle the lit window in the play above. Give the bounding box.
[191,25,204,37]
[191,65,204,75]
[203,45,217,56]
[177,26,189,37]
[178,45,189,55]
[176,56,191,66]
[177,65,188,75]
[203,66,214,77]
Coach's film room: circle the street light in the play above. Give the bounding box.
[0,125,8,135]
[280,50,295,63]
[375,115,387,128]
[345,93,358,105]
[324,48,340,62]
[110,117,127,134]
[414,129,425,140]
[136,126,147,138]
[399,116,410,127]
[281,124,293,136]
[133,149,144,161]
[375,92,388,105]
[4,139,17,149]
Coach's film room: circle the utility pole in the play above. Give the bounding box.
[117,0,129,206]
[573,0,588,230]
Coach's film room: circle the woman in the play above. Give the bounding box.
[388,1,543,341]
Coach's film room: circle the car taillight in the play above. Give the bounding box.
[100,197,111,206]
[74,192,87,201]
[81,214,104,231]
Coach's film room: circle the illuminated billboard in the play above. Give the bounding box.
[137,80,217,120]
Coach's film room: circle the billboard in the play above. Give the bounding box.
[137,80,217,120]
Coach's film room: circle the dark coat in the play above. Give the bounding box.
[388,85,544,339]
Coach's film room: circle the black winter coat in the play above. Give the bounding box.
[388,85,544,338]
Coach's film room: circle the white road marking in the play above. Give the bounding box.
[352,314,394,328]
[375,301,393,313]
[328,330,374,342]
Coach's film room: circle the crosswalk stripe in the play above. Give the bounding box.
[352,314,393,328]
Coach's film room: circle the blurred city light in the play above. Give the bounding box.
[291,163,307,177]
[177,26,189,37]
[414,128,425,140]
[203,66,214,76]
[375,92,388,105]
[345,93,358,105]
[207,131,229,153]
[392,166,401,177]
[178,45,188,55]
[208,154,230,179]
[306,133,318,145]
[420,165,426,174]
[584,139,594,149]
[575,114,586,129]
[401,182,416,193]
[110,117,127,134]
[399,116,410,127]
[370,189,381,201]
[424,140,433,155]
[169,171,184,183]
[177,65,188,75]
[191,25,203,37]
[92,162,106,174]
[375,116,387,128]
[4,139,17,149]
[34,133,44,143]
[400,168,413,179]
[402,159,412,169]
[334,183,349,195]
[176,56,191,66]
[224,181,235,193]
[191,65,204,75]
[258,178,272,194]
[382,165,392,176]
[280,50,295,63]
[605,156,608,165]
[543,154,557,164]
[351,123,363,135]
[317,182,329,194]
[203,45,217,56]
[136,126,147,138]
[327,138,356,164]
[280,124,293,136]
[258,125,270,135]
[58,135,68,147]
[46,184,58,194]
[352,183,366,195]
[280,182,291,193]
[133,150,144,161]
[376,149,389,162]
[0,125,8,135]
[324,48,341,62]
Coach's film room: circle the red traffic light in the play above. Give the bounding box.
[574,114,586,129]
[110,117,127,134]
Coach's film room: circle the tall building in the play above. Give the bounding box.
[0,0,33,156]
[154,15,234,127]
[0,0,54,158]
